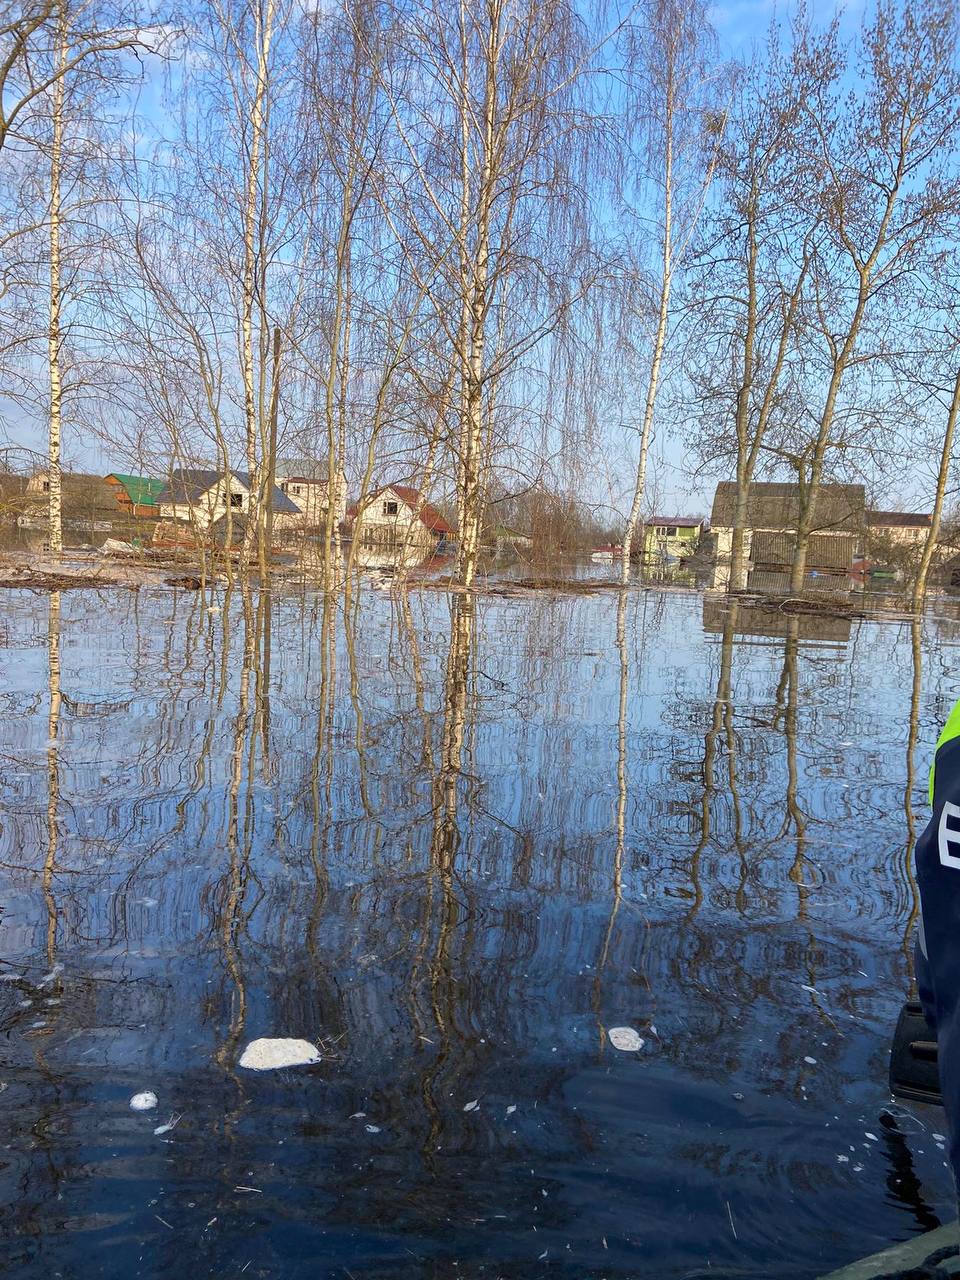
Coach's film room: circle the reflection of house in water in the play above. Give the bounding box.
[345,485,455,556]
[351,540,445,573]
[701,598,852,646]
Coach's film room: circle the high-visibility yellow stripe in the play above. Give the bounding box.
[931,697,960,803]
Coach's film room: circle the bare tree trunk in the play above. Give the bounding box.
[914,368,960,611]
[728,195,758,594]
[240,0,276,571]
[261,324,281,579]
[47,0,68,558]
[455,2,497,591]
[621,107,672,587]
[322,170,355,591]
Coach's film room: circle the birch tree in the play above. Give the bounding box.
[0,0,147,155]
[619,0,721,584]
[383,0,603,588]
[777,0,960,592]
[46,0,67,554]
[685,41,814,591]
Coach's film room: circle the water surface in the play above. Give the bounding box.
[0,583,956,1278]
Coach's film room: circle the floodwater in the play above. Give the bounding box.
[0,581,958,1279]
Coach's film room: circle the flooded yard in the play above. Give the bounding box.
[0,582,957,1278]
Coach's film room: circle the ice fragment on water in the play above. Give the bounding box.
[154,1114,181,1136]
[609,1026,644,1052]
[803,1056,817,1065]
[865,1132,878,1141]
[506,1105,517,1115]
[463,1099,480,1112]
[130,1091,158,1111]
[365,1124,380,1134]
[349,1112,366,1119]
[238,1038,321,1071]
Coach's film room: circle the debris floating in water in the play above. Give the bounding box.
[506,1105,517,1115]
[154,1114,181,1136]
[365,1124,381,1134]
[463,1099,480,1112]
[130,1091,158,1111]
[803,1056,817,1065]
[238,1038,321,1071]
[608,1026,644,1052]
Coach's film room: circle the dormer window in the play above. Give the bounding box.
[230,492,243,508]
[384,500,399,516]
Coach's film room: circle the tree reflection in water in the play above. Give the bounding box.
[0,582,952,1278]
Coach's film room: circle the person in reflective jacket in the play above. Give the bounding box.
[916,699,960,1201]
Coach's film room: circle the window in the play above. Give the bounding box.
[292,485,302,496]
[42,481,50,492]
[666,526,677,538]
[230,492,243,509]
[383,500,399,516]
[280,482,287,492]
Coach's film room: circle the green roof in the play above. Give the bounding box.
[108,474,165,506]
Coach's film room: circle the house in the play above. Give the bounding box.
[345,485,455,553]
[277,468,346,529]
[639,516,704,560]
[22,471,120,527]
[105,473,165,518]
[154,469,301,532]
[710,481,865,559]
[709,481,865,591]
[591,543,623,562]
[867,510,932,548]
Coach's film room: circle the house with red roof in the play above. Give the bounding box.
[345,485,455,555]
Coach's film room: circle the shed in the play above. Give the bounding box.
[105,473,165,518]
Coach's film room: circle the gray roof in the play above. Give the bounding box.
[868,509,932,529]
[155,469,299,515]
[711,482,865,533]
[643,516,704,529]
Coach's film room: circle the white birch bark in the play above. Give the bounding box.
[239,0,276,569]
[47,0,68,558]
